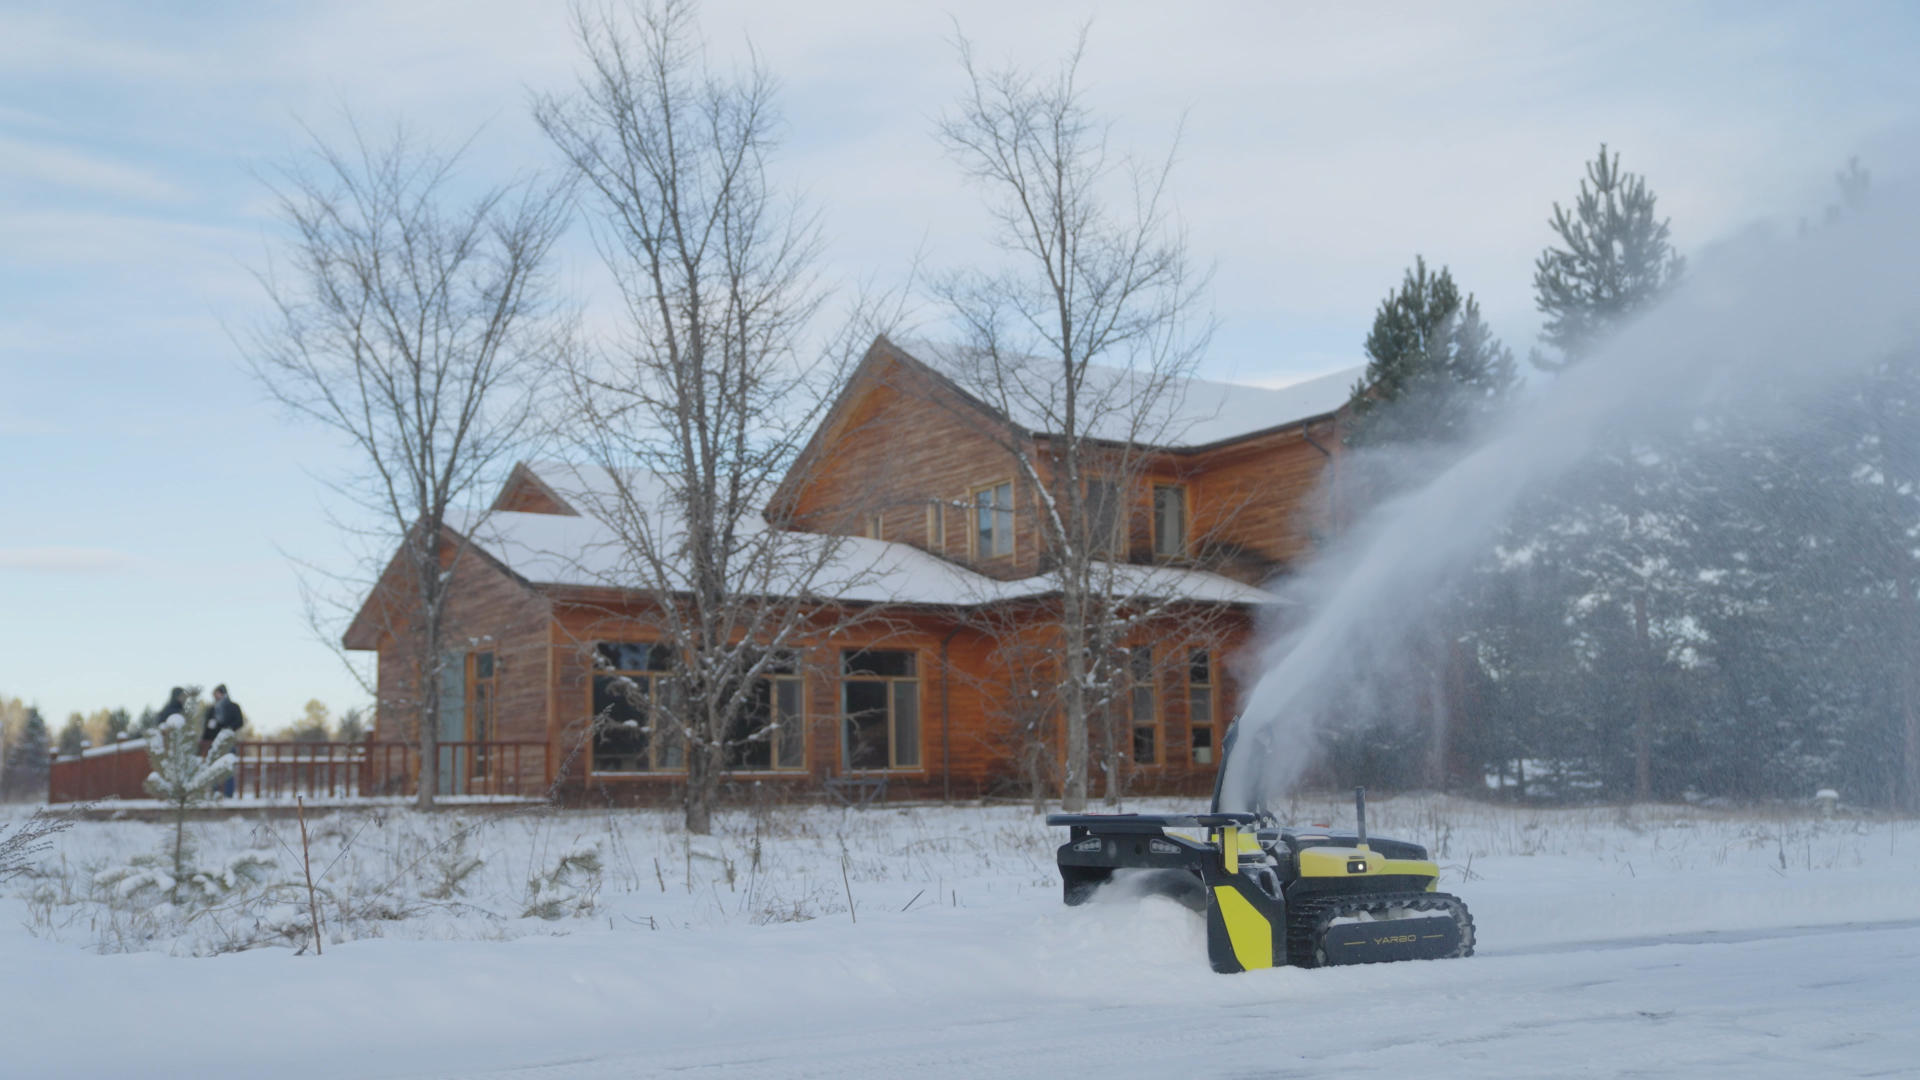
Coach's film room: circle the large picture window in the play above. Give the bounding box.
[724,653,806,771]
[842,649,920,770]
[591,643,680,773]
[1189,649,1216,764]
[973,481,1014,557]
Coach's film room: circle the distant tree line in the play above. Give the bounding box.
[1334,151,1917,809]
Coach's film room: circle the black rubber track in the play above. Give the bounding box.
[1285,890,1476,968]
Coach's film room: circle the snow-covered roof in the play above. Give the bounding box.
[456,463,1273,609]
[898,340,1359,450]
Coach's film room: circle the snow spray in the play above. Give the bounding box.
[1219,184,1920,811]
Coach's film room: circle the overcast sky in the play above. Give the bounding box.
[3,1,1917,732]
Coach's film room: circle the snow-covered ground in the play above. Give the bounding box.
[5,796,1919,1078]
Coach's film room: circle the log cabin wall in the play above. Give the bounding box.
[533,594,1250,804]
[365,539,555,793]
[780,343,1047,580]
[1186,421,1341,583]
[781,340,1345,589]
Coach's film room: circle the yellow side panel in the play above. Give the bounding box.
[1295,846,1439,885]
[1213,886,1273,971]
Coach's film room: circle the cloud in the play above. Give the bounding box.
[0,547,140,575]
[0,134,182,203]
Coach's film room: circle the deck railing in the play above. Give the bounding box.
[48,738,551,804]
[48,740,150,803]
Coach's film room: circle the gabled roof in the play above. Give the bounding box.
[897,339,1362,450]
[772,336,1360,515]
[445,461,1274,610]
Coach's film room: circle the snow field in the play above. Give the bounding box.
[4,795,1918,1078]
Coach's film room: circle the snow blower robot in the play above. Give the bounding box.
[1046,734,1474,974]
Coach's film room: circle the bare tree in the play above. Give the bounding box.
[535,0,891,834]
[246,119,570,808]
[933,28,1214,810]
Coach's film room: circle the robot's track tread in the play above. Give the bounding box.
[1285,890,1476,968]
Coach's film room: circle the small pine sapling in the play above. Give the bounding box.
[142,698,239,903]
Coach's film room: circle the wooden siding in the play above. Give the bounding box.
[492,462,577,515]
[533,590,1251,802]
[368,537,555,793]
[780,342,1047,579]
[777,338,1345,586]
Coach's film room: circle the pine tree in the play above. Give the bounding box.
[2,708,51,801]
[143,697,237,901]
[56,713,86,757]
[1458,147,1692,801]
[1347,256,1517,450]
[1531,144,1684,371]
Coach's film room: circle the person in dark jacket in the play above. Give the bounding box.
[156,687,186,727]
[201,685,244,741]
[203,685,245,796]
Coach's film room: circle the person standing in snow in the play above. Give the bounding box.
[202,685,245,796]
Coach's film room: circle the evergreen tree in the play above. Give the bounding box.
[56,713,86,757]
[1335,259,1515,791]
[1458,145,1691,802]
[2,708,51,801]
[1347,257,1517,450]
[1531,144,1684,371]
[142,696,237,902]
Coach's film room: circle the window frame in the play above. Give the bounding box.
[925,500,945,551]
[1152,483,1189,558]
[590,642,681,775]
[840,649,923,772]
[971,480,1016,559]
[1084,477,1125,555]
[466,650,496,743]
[1128,645,1158,766]
[1188,648,1216,766]
[723,663,808,773]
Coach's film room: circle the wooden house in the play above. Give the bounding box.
[344,337,1358,803]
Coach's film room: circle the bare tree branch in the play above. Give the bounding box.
[242,113,571,808]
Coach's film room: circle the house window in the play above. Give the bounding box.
[842,649,920,770]
[591,642,680,773]
[1129,646,1157,764]
[724,652,805,771]
[1085,478,1123,554]
[926,501,945,550]
[865,513,884,541]
[1189,649,1216,765]
[973,481,1014,557]
[1153,484,1188,557]
[467,651,496,743]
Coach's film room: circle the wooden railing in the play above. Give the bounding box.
[49,738,551,804]
[48,740,149,803]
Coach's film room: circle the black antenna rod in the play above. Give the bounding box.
[1354,786,1368,849]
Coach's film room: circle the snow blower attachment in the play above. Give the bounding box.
[1047,785,1473,973]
